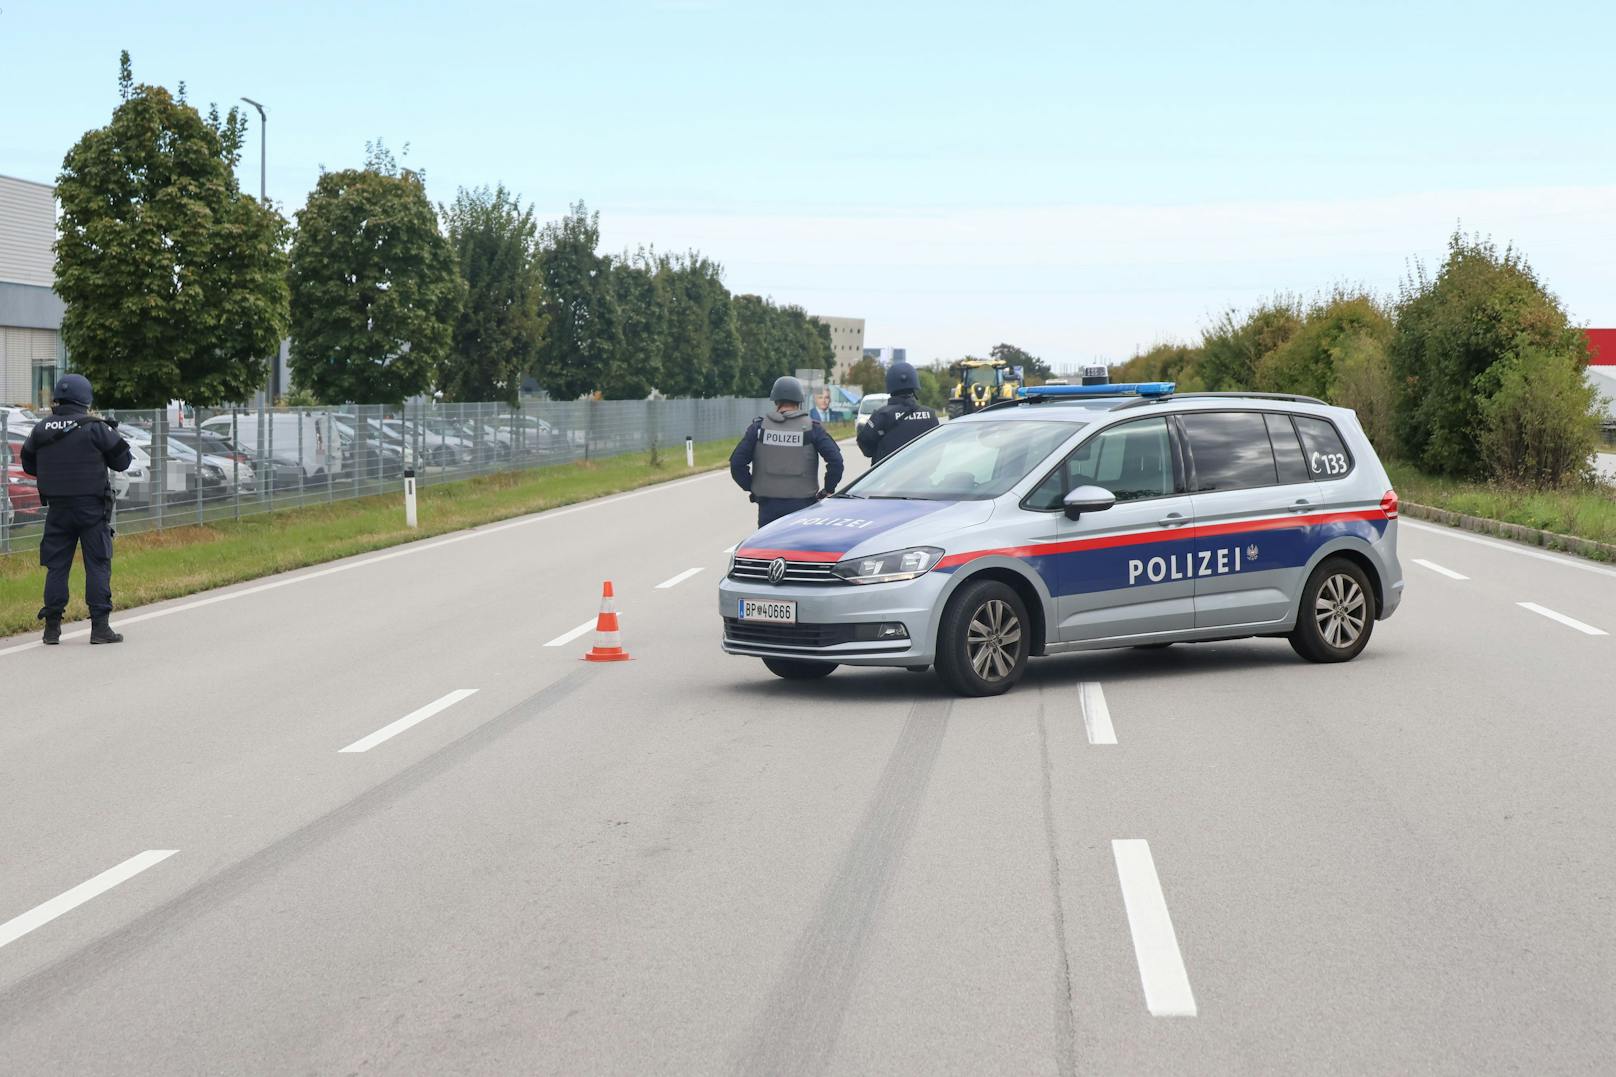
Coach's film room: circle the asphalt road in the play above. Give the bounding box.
[2,458,1614,1075]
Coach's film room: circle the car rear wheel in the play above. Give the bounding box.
[1289,557,1376,663]
[936,579,1030,696]
[762,657,837,680]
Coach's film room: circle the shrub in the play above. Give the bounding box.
[1476,346,1601,487]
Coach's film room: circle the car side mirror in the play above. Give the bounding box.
[1062,484,1116,520]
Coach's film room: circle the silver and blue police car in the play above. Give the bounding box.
[718,382,1403,696]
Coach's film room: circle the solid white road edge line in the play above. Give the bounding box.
[656,567,705,590]
[0,850,178,951]
[339,688,479,753]
[1081,682,1116,745]
[1112,839,1197,1017]
[544,619,598,648]
[1411,558,1469,581]
[1517,602,1608,637]
[1401,519,1616,580]
[0,468,731,660]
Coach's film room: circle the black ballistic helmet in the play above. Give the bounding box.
[885,360,920,395]
[770,376,806,405]
[53,373,94,408]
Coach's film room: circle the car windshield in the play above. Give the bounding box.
[964,366,1001,388]
[843,419,1080,501]
[858,396,885,415]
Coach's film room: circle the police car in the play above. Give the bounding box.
[718,383,1403,696]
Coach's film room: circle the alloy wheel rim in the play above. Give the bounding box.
[1314,574,1367,648]
[966,599,1023,681]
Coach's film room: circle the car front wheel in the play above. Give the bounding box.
[936,579,1030,696]
[1289,557,1377,663]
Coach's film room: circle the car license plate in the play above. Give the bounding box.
[738,599,797,624]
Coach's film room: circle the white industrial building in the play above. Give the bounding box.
[815,315,865,379]
[0,174,65,408]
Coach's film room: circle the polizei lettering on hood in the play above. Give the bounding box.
[1128,545,1249,585]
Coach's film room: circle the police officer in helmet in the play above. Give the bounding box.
[856,360,939,464]
[730,376,845,527]
[19,373,133,645]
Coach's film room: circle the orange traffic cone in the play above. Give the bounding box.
[583,581,632,662]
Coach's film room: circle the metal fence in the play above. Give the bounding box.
[1,397,773,553]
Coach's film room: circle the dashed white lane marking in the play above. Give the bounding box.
[1517,602,1607,637]
[338,689,479,753]
[544,619,598,648]
[1402,519,1616,581]
[722,544,738,555]
[1112,839,1197,1017]
[656,567,705,589]
[0,469,731,660]
[0,850,178,951]
[1412,558,1469,581]
[1081,682,1116,745]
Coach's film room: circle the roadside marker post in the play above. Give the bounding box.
[686,435,694,468]
[403,468,418,529]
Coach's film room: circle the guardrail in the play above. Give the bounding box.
[1,397,772,554]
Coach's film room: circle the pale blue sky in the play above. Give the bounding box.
[3,0,1613,367]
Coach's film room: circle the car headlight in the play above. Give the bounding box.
[831,546,944,585]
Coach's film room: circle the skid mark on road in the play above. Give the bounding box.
[734,698,952,1077]
[0,671,589,1022]
[1036,700,1079,1077]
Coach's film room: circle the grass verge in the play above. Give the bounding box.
[1388,460,1616,553]
[0,423,854,638]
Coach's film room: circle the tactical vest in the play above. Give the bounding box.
[28,415,114,499]
[871,395,939,463]
[751,411,819,499]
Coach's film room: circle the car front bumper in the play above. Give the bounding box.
[716,571,950,667]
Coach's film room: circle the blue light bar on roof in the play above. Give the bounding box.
[1018,382,1176,399]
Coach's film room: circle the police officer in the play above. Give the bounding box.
[730,376,844,527]
[856,360,939,464]
[19,374,133,645]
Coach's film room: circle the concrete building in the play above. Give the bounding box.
[862,346,907,368]
[815,315,865,379]
[0,175,65,408]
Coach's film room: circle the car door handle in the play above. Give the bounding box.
[1288,498,1314,512]
[1158,512,1188,527]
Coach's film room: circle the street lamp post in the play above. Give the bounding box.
[241,97,272,482]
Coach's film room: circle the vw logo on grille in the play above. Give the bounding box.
[767,557,788,584]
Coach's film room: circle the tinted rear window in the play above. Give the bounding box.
[1294,416,1354,479]
[1265,413,1311,484]
[1181,412,1278,491]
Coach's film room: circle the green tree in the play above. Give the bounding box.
[604,250,667,399]
[288,147,462,403]
[1199,299,1301,391]
[1476,346,1601,486]
[733,294,793,396]
[1114,343,1206,390]
[535,202,621,400]
[843,355,886,394]
[55,53,289,408]
[440,185,546,405]
[1329,332,1398,451]
[990,342,1052,382]
[1257,292,1393,401]
[1391,230,1589,478]
[658,253,741,397]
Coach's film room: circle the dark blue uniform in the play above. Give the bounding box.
[21,407,132,620]
[856,391,939,464]
[730,415,845,527]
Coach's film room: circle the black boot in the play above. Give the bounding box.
[90,615,123,645]
[42,614,62,646]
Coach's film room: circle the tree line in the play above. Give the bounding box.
[1114,231,1605,488]
[53,56,833,410]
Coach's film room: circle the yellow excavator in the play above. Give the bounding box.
[946,358,1022,418]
